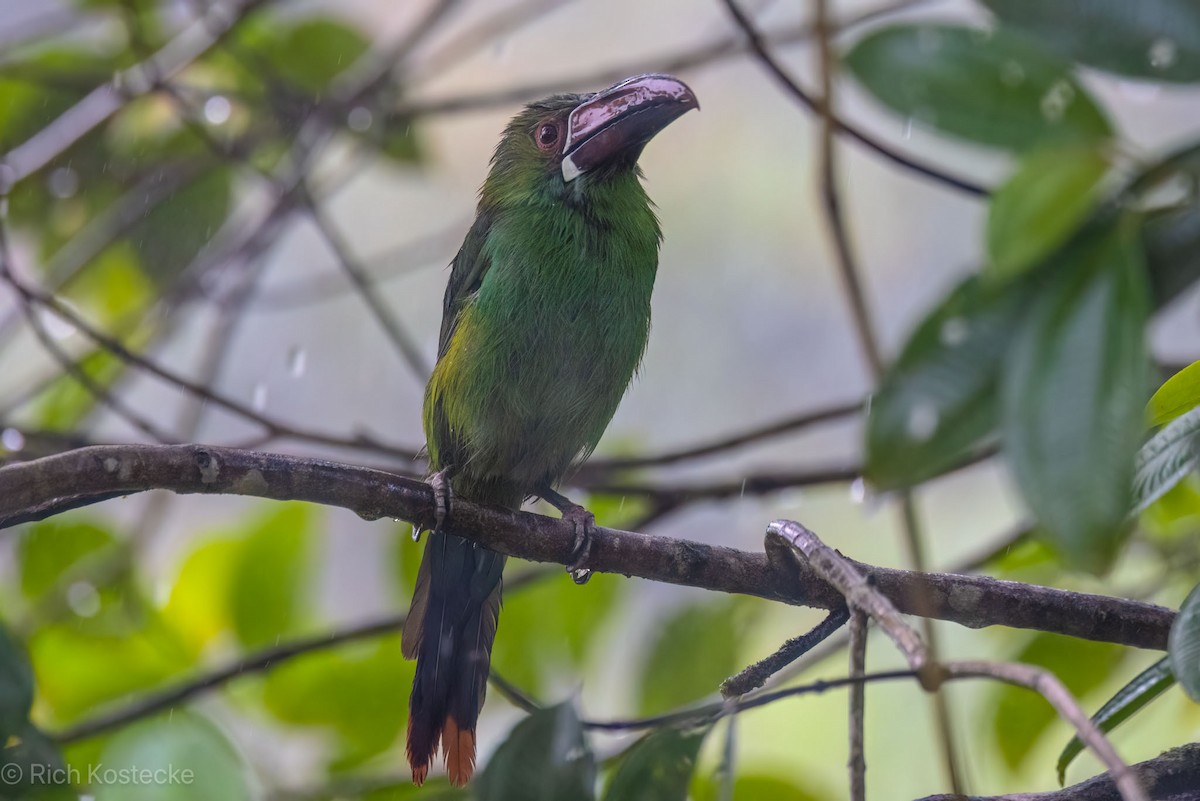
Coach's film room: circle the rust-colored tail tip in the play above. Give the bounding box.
[444,716,477,787]
[411,764,429,786]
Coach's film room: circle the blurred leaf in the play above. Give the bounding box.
[691,773,825,801]
[637,599,749,715]
[865,275,1029,489]
[492,570,621,695]
[253,18,369,95]
[355,777,463,796]
[31,610,192,723]
[986,145,1111,280]
[380,124,423,164]
[1169,581,1200,700]
[1145,195,1200,305]
[94,712,250,801]
[1056,657,1175,783]
[263,637,410,768]
[1002,220,1150,571]
[603,726,709,801]
[66,242,154,326]
[1140,142,1200,305]
[477,702,595,801]
[1131,405,1200,516]
[1141,474,1200,540]
[161,537,241,656]
[17,518,115,599]
[0,625,34,741]
[845,24,1112,152]
[982,0,1200,83]
[33,349,125,432]
[230,503,316,649]
[1148,360,1200,425]
[0,724,74,801]
[992,633,1126,769]
[127,167,232,286]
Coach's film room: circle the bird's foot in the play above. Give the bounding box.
[562,504,596,585]
[538,486,595,584]
[429,470,453,535]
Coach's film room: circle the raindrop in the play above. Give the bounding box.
[48,167,79,199]
[67,581,101,618]
[0,162,14,196]
[1,427,25,452]
[1040,80,1075,123]
[906,403,939,441]
[939,317,969,346]
[739,478,747,498]
[1149,38,1178,71]
[203,95,232,125]
[347,106,373,132]
[901,117,914,140]
[252,382,268,411]
[287,346,307,377]
[849,477,866,505]
[1000,61,1025,87]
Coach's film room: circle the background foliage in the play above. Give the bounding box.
[1,0,1200,799]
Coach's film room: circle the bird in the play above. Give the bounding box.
[400,73,698,786]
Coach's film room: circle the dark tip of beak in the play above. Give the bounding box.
[561,73,698,182]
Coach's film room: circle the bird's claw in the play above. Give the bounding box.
[430,470,453,534]
[562,505,595,585]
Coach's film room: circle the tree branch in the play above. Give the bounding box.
[916,743,1200,801]
[0,444,1175,651]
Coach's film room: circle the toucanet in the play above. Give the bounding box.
[401,73,698,786]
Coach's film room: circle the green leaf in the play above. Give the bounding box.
[477,702,595,801]
[256,18,370,94]
[987,145,1111,280]
[262,636,411,768]
[637,599,751,715]
[0,724,75,801]
[1169,581,1200,700]
[1131,405,1200,515]
[94,712,251,801]
[866,275,1030,489]
[161,537,241,657]
[1148,360,1200,425]
[845,24,1112,152]
[1139,142,1200,305]
[127,167,232,287]
[603,726,710,801]
[17,518,115,598]
[33,349,125,432]
[691,773,826,801]
[1056,657,1175,783]
[229,503,316,649]
[492,570,621,695]
[0,625,34,741]
[982,0,1200,83]
[991,633,1126,769]
[1001,220,1150,571]
[30,613,192,723]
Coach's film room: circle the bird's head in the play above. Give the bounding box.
[481,74,698,207]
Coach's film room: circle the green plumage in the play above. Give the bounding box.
[402,75,696,787]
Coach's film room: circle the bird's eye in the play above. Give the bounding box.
[535,121,560,151]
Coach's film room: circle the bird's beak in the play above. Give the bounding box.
[561,73,698,183]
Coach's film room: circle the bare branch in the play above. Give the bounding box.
[0,444,1175,651]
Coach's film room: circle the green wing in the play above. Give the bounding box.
[437,210,494,359]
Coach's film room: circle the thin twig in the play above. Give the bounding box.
[0,0,273,188]
[714,0,986,198]
[721,607,849,697]
[848,608,868,801]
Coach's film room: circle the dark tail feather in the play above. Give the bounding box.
[402,532,504,786]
